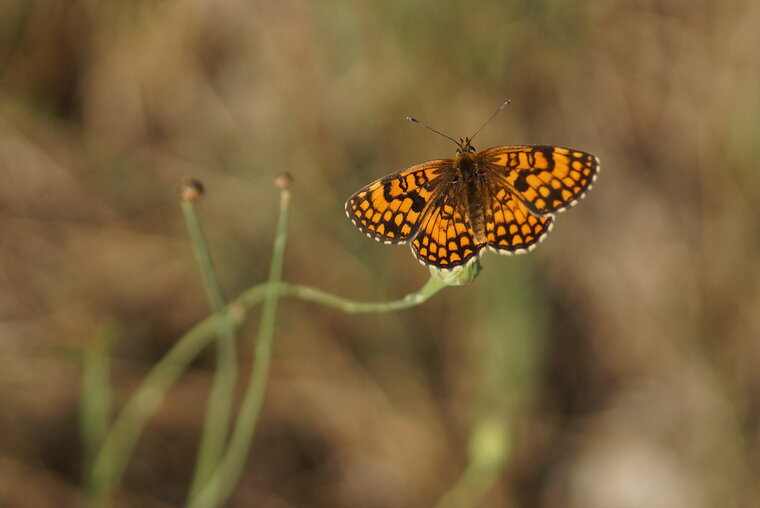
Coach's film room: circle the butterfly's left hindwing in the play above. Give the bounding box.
[345,160,452,244]
[484,183,554,254]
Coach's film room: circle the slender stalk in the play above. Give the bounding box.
[434,419,510,508]
[85,304,247,508]
[274,277,447,313]
[180,198,228,312]
[434,261,542,508]
[180,198,238,501]
[187,185,292,508]
[81,322,115,485]
[85,277,446,508]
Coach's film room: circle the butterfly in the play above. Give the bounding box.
[345,101,599,270]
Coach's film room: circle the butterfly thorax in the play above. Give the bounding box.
[454,143,488,245]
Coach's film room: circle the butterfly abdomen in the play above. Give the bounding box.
[455,154,488,245]
[465,183,487,245]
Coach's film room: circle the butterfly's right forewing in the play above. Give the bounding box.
[345,160,453,244]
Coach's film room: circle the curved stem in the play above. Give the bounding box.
[181,199,238,502]
[85,304,247,508]
[275,276,447,313]
[86,277,447,508]
[434,419,510,508]
[187,187,291,508]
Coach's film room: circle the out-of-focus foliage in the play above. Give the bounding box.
[1,0,758,506]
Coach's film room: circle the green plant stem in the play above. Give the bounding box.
[85,305,247,508]
[434,419,510,508]
[81,322,115,485]
[187,187,292,508]
[274,276,447,312]
[180,201,228,312]
[181,200,238,501]
[434,261,542,508]
[85,279,443,508]
[86,278,446,507]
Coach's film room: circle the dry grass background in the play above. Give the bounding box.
[1,0,759,507]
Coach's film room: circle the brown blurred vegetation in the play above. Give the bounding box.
[1,0,759,506]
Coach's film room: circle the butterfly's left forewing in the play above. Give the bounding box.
[479,146,599,216]
[345,160,452,244]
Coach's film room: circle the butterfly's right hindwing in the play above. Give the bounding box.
[410,190,482,268]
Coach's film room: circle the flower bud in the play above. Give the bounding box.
[429,259,482,286]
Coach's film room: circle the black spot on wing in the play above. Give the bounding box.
[514,175,529,192]
[410,192,426,213]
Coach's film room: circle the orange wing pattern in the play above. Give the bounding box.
[345,160,451,244]
[346,141,599,271]
[479,146,598,215]
[484,184,554,254]
[410,192,481,268]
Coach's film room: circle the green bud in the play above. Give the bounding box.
[429,259,482,286]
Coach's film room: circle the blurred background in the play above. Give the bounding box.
[1,0,759,506]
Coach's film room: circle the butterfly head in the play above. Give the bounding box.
[456,137,476,157]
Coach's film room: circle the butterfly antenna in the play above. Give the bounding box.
[469,99,511,143]
[406,116,460,146]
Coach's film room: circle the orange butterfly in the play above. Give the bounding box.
[345,101,599,269]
